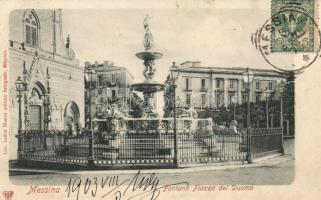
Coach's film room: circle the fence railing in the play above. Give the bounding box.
[248,127,283,159]
[16,127,283,168]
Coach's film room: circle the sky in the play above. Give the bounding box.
[61,8,273,83]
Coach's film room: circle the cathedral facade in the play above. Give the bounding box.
[8,9,84,158]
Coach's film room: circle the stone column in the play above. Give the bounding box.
[224,78,228,107]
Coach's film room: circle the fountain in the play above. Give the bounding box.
[91,15,215,163]
[131,15,163,118]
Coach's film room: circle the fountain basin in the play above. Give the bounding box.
[131,82,164,93]
[136,51,163,60]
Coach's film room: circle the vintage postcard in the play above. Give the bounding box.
[0,0,321,200]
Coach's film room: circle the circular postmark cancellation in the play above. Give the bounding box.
[254,4,321,73]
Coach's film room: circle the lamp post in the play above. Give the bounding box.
[264,91,271,128]
[242,68,254,163]
[41,94,50,150]
[170,62,180,167]
[231,95,237,120]
[15,77,25,131]
[42,94,51,131]
[279,82,285,154]
[279,82,285,130]
[15,76,25,157]
[84,66,96,167]
[242,68,254,128]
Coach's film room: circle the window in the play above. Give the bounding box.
[216,79,221,88]
[229,80,236,89]
[268,81,273,90]
[216,94,222,106]
[97,75,103,86]
[268,93,274,101]
[201,94,206,107]
[256,81,260,90]
[186,78,190,90]
[25,12,39,47]
[242,95,248,103]
[186,94,191,106]
[98,89,102,95]
[228,94,237,105]
[111,74,116,84]
[201,79,205,89]
[256,95,261,102]
[242,81,248,89]
[229,80,233,89]
[112,90,116,99]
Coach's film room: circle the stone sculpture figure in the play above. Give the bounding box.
[143,15,154,51]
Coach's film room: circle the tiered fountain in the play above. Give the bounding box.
[131,15,163,118]
[97,15,214,162]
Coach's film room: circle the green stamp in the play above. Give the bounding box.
[271,0,315,52]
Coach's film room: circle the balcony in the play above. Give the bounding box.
[96,83,104,88]
[109,81,117,86]
[228,87,237,92]
[102,80,118,87]
[200,87,208,92]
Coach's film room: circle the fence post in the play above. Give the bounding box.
[246,128,253,163]
[281,127,285,155]
[17,130,22,159]
[88,132,94,168]
[43,131,47,150]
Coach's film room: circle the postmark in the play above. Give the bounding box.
[253,0,321,73]
[271,0,315,52]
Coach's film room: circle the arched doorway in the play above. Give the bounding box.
[28,82,48,130]
[64,101,80,134]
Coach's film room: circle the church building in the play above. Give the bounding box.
[8,9,84,158]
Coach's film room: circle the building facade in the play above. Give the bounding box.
[9,9,84,158]
[168,61,286,110]
[84,61,134,128]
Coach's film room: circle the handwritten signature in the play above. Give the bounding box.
[65,170,189,200]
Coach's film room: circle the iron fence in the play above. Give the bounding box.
[16,127,283,168]
[248,127,283,158]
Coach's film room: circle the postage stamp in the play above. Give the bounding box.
[252,0,321,72]
[271,0,315,52]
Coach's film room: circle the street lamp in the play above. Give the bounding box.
[15,76,25,158]
[231,95,237,120]
[84,67,96,129]
[170,61,180,167]
[263,90,271,128]
[242,68,254,128]
[84,66,96,167]
[279,81,286,154]
[15,76,25,131]
[42,94,51,130]
[242,68,254,163]
[279,82,285,130]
